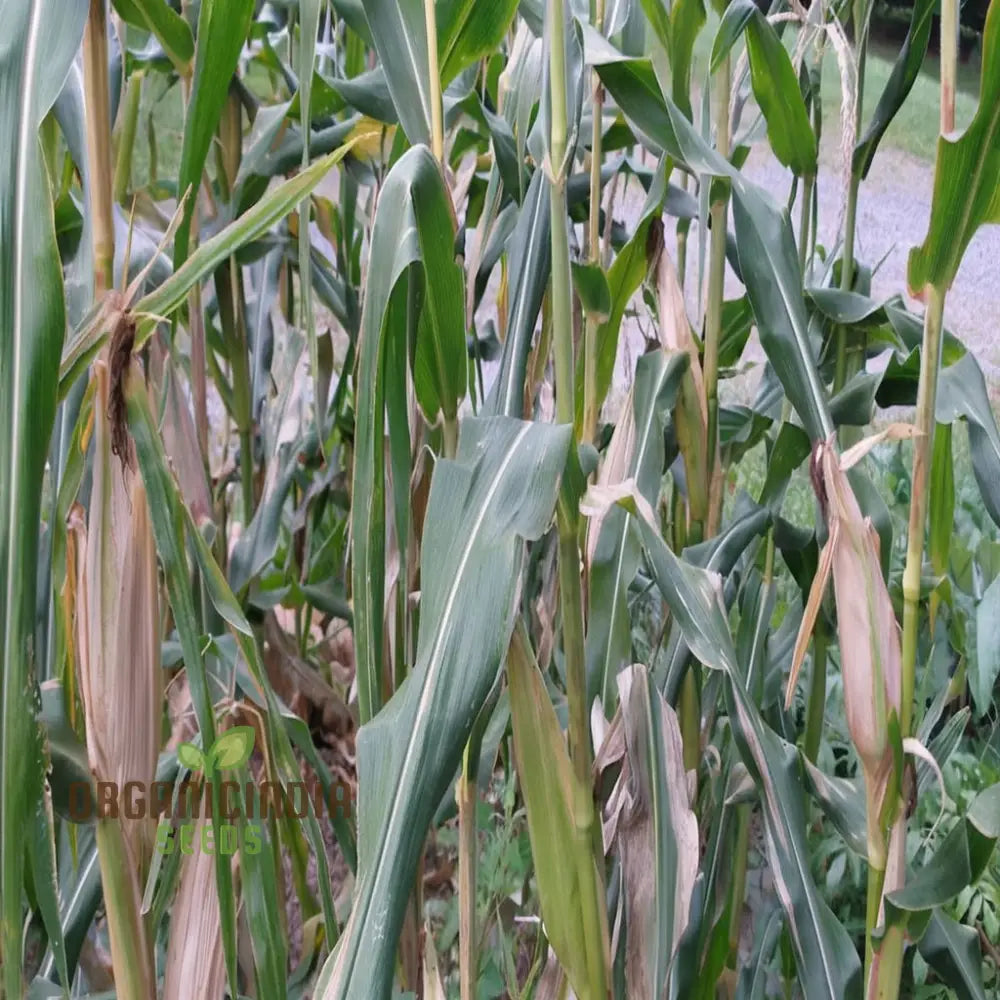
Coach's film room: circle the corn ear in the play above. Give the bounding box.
[73,359,160,998]
[77,359,162,872]
[786,429,916,861]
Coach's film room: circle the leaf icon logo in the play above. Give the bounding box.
[209,726,256,771]
[176,726,255,776]
[176,741,204,771]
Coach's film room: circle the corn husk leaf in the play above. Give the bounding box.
[77,360,161,873]
[594,664,699,997]
[655,245,710,525]
[162,820,226,1000]
[785,431,916,790]
[581,479,863,996]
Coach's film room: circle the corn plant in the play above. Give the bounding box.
[2,0,1000,998]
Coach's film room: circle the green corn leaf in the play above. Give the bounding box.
[667,0,706,120]
[509,622,609,999]
[331,0,372,43]
[37,831,101,986]
[38,683,94,828]
[917,910,989,1000]
[801,758,868,857]
[712,0,816,175]
[973,575,1000,719]
[60,141,363,395]
[908,0,1000,294]
[597,57,833,441]
[439,0,520,86]
[571,261,611,321]
[111,0,194,76]
[27,787,68,998]
[351,145,467,723]
[364,0,432,145]
[742,1,816,177]
[0,3,87,994]
[852,0,935,179]
[173,0,256,267]
[487,167,550,419]
[711,0,755,71]
[936,353,1000,528]
[736,908,784,1000]
[883,783,1000,941]
[315,416,572,998]
[638,0,672,54]
[574,208,657,431]
[228,437,311,593]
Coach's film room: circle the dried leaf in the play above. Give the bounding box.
[595,665,699,996]
[162,820,226,1000]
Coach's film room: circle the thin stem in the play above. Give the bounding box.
[900,285,945,737]
[95,821,155,1000]
[871,815,907,999]
[704,56,731,531]
[83,0,115,294]
[424,0,444,163]
[178,8,208,465]
[798,173,815,276]
[548,3,573,431]
[457,749,477,1000]
[586,0,605,261]
[582,0,606,443]
[863,775,889,988]
[216,90,254,516]
[573,774,610,1000]
[679,667,700,773]
[558,523,590,785]
[442,416,459,459]
[676,174,691,290]
[547,0,588,780]
[189,280,209,460]
[834,172,860,393]
[548,25,601,982]
[864,850,887,989]
[836,0,868,402]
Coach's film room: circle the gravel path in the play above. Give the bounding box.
[592,134,1000,415]
[741,138,1000,379]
